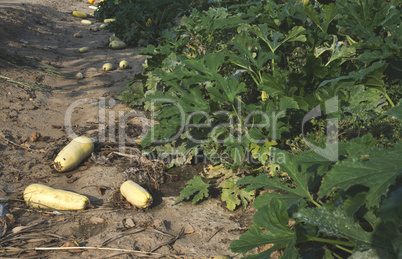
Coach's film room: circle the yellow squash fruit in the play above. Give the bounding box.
[102,63,113,71]
[73,32,83,38]
[88,5,98,10]
[104,18,116,23]
[109,41,126,50]
[120,180,153,208]
[79,46,89,53]
[88,0,95,4]
[73,11,87,19]
[53,136,94,172]
[119,60,129,69]
[109,34,122,42]
[81,19,93,25]
[261,91,269,101]
[99,24,107,29]
[24,184,89,210]
[145,18,152,27]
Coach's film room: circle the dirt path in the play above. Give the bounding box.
[0,0,253,258]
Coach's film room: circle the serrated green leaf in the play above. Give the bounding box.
[379,187,402,225]
[184,52,225,76]
[283,26,306,43]
[238,174,310,200]
[279,96,299,110]
[175,175,211,205]
[230,225,280,254]
[226,77,247,103]
[326,44,356,66]
[260,73,286,97]
[319,142,402,207]
[221,178,254,211]
[230,199,294,255]
[253,200,292,235]
[338,134,377,159]
[252,24,305,53]
[385,99,402,120]
[322,3,339,32]
[304,5,322,31]
[277,151,313,197]
[304,3,338,33]
[281,235,299,259]
[343,192,367,217]
[294,206,372,250]
[304,54,328,79]
[253,192,303,210]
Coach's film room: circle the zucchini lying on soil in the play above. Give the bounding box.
[24,184,89,210]
[120,180,153,209]
[53,136,94,172]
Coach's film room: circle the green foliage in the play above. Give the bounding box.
[112,0,402,257]
[95,0,198,46]
[234,139,401,257]
[221,177,254,210]
[319,141,402,208]
[230,199,295,257]
[174,175,211,205]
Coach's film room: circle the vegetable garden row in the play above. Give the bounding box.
[95,0,401,258]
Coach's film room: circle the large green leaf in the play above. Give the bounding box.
[230,199,294,256]
[252,24,305,53]
[279,96,299,110]
[238,152,312,200]
[385,99,402,120]
[304,3,338,33]
[253,200,293,235]
[184,52,225,76]
[253,192,303,209]
[319,142,402,208]
[294,206,372,250]
[260,73,286,97]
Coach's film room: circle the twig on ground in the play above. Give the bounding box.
[150,227,185,252]
[34,246,181,258]
[0,75,51,93]
[102,227,146,246]
[206,227,223,242]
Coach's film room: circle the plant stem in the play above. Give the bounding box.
[308,197,321,207]
[333,252,343,259]
[335,244,354,254]
[383,92,395,107]
[305,235,355,248]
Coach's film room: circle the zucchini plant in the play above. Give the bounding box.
[110,0,401,257]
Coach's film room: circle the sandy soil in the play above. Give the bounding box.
[0,0,254,258]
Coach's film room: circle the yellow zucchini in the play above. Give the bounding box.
[73,32,83,38]
[120,180,153,208]
[104,18,116,23]
[261,91,269,101]
[102,63,113,72]
[109,41,126,50]
[53,136,94,172]
[81,19,93,25]
[79,46,89,53]
[119,60,129,69]
[73,11,87,19]
[24,184,89,210]
[109,35,122,42]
